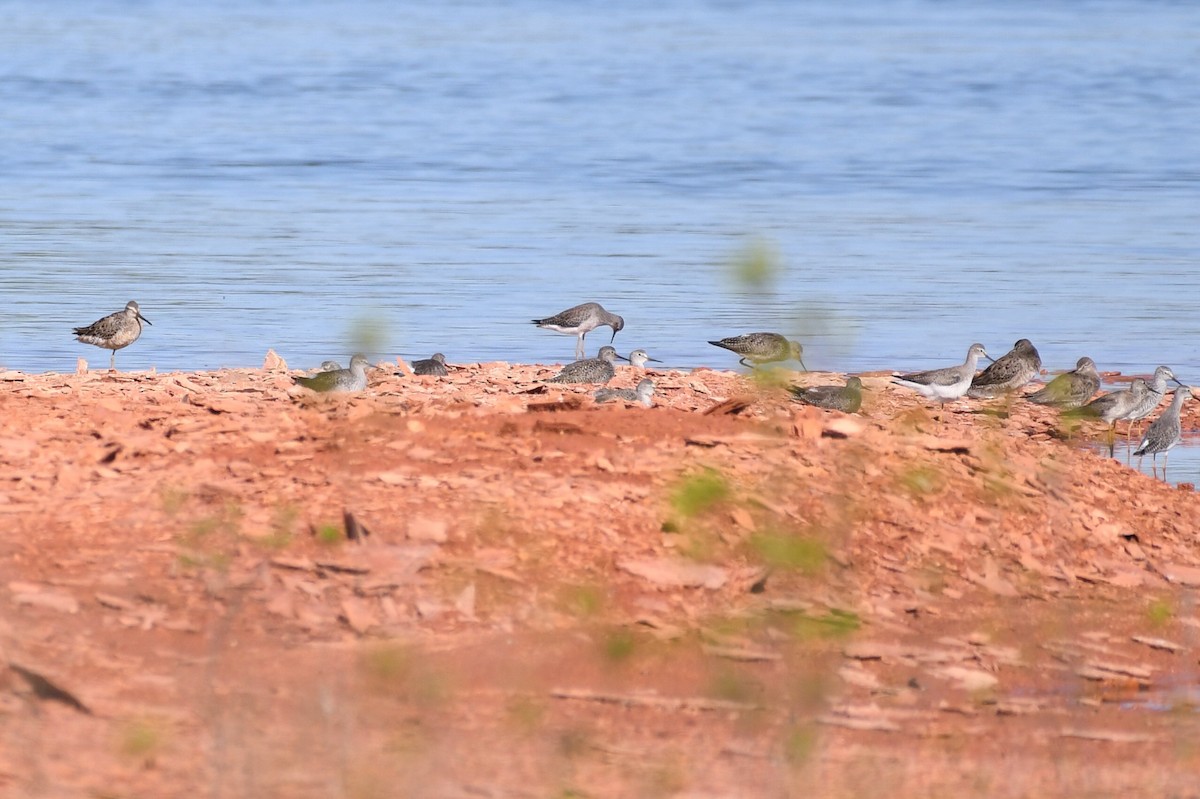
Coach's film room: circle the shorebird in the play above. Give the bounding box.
[967,338,1041,398]
[891,343,988,405]
[708,333,807,370]
[294,354,370,393]
[626,349,662,368]
[546,345,626,384]
[1134,385,1193,478]
[1076,378,1150,456]
[790,376,864,413]
[1026,357,1100,408]
[532,302,624,360]
[72,300,152,371]
[595,378,655,407]
[412,353,449,377]
[1125,366,1183,438]
[320,360,343,371]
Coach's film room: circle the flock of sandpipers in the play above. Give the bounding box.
[72,300,1192,479]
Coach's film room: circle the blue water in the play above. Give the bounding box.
[1,1,1198,376]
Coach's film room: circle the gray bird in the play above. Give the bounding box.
[546,345,626,384]
[595,378,655,407]
[709,333,807,370]
[1125,366,1183,431]
[72,300,152,371]
[790,376,864,413]
[1075,378,1151,456]
[319,360,343,371]
[1134,385,1193,478]
[532,302,625,360]
[892,343,989,404]
[1026,357,1100,408]
[625,349,662,368]
[412,353,449,377]
[967,338,1041,398]
[294,354,370,393]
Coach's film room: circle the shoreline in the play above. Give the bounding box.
[2,360,1199,795]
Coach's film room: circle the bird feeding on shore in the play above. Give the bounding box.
[532,302,624,361]
[294,354,370,393]
[708,333,807,370]
[72,300,152,371]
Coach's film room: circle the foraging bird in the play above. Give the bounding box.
[790,376,864,413]
[1026,357,1100,408]
[967,338,1041,398]
[595,378,655,407]
[892,343,989,404]
[546,345,626,384]
[412,353,449,377]
[72,300,152,371]
[625,349,662,368]
[532,302,624,360]
[708,333,807,370]
[1134,385,1193,478]
[294,354,370,393]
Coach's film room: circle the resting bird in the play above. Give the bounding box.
[967,338,1041,398]
[412,353,449,377]
[595,378,655,407]
[1026,357,1100,408]
[294,354,370,393]
[546,346,626,384]
[790,377,863,413]
[72,300,152,371]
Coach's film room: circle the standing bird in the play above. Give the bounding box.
[412,353,449,377]
[790,376,864,413]
[72,300,152,371]
[1076,378,1150,456]
[1134,385,1193,478]
[546,345,627,384]
[294,354,370,393]
[532,302,624,360]
[1124,365,1183,438]
[595,378,655,407]
[708,333,807,370]
[1026,357,1101,408]
[891,343,989,405]
[967,338,1041,398]
[625,349,662,368]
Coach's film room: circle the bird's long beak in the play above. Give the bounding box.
[615,352,629,362]
[798,358,809,372]
[610,329,618,344]
[138,313,153,326]
[1172,377,1186,387]
[647,356,663,363]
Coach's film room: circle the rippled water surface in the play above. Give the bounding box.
[1,1,1198,376]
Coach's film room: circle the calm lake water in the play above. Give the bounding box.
[1,0,1198,378]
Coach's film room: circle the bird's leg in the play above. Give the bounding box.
[575,334,585,361]
[1105,424,1115,458]
[110,351,116,372]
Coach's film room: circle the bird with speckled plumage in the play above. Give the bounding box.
[73,300,152,371]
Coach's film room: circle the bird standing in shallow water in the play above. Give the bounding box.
[412,353,449,376]
[294,354,370,393]
[708,333,807,370]
[532,302,624,360]
[546,345,626,384]
[967,338,1041,398]
[1076,378,1150,457]
[1026,357,1100,408]
[892,343,989,406]
[790,377,863,413]
[72,300,152,371]
[1134,385,1193,479]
